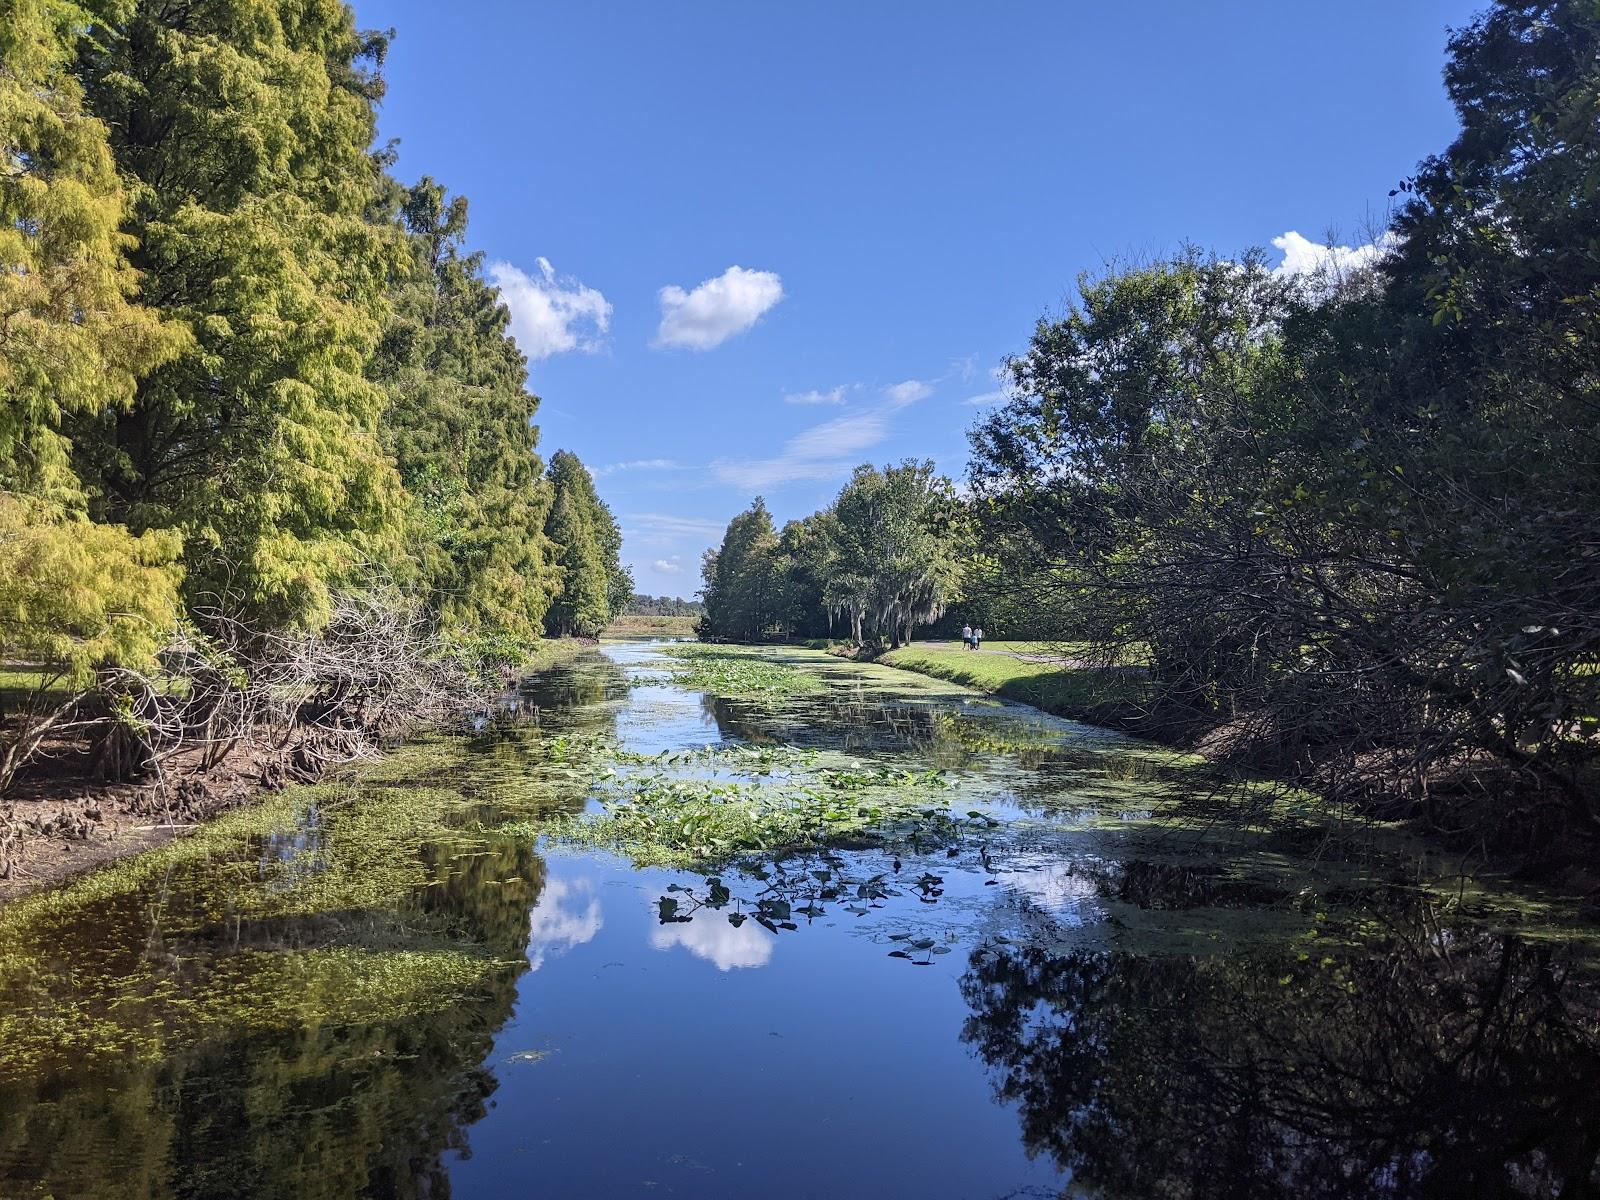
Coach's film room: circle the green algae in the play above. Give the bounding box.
[524,737,979,869]
[4,634,1597,1099]
[0,944,511,1076]
[659,643,827,698]
[0,737,540,1080]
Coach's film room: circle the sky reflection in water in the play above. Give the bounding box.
[0,640,1596,1199]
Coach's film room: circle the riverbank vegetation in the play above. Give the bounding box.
[697,3,1600,859]
[659,644,826,700]
[878,647,1150,729]
[0,0,628,881]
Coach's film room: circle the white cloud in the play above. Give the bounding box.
[652,557,682,574]
[714,375,935,491]
[654,266,784,350]
[651,912,774,970]
[714,408,895,490]
[623,512,727,540]
[713,457,853,490]
[884,379,933,406]
[1271,231,1396,281]
[525,878,603,971]
[783,386,848,406]
[962,366,1011,406]
[785,409,892,459]
[595,458,679,478]
[489,257,612,361]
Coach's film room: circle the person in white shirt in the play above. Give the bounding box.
[961,623,973,650]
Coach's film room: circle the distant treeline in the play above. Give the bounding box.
[699,461,961,645]
[701,3,1600,842]
[0,0,627,791]
[627,595,704,617]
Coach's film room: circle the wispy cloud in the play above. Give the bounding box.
[962,365,1011,406]
[654,265,784,350]
[784,410,892,460]
[594,458,680,478]
[884,379,933,406]
[651,557,683,574]
[783,385,848,406]
[622,512,727,541]
[714,383,933,491]
[489,257,611,361]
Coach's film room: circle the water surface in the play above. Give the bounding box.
[1,641,1597,1199]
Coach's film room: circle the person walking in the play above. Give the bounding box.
[974,626,984,650]
[961,623,973,651]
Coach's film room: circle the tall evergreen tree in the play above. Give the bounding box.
[700,498,779,640]
[66,0,403,628]
[542,451,626,637]
[0,0,186,687]
[370,175,555,643]
[0,0,184,504]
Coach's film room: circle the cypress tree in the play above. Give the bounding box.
[542,451,626,637]
[370,175,556,643]
[66,0,403,628]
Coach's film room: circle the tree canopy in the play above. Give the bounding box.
[542,451,629,638]
[0,0,624,789]
[699,464,962,646]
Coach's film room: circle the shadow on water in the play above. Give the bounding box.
[960,909,1600,1199]
[0,641,1596,1198]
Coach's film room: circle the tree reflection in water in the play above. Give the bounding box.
[959,908,1600,1199]
[0,835,544,1199]
[0,654,629,1200]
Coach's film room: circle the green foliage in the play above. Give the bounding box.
[542,450,628,637]
[370,176,555,642]
[626,592,703,617]
[0,2,638,795]
[0,495,181,686]
[967,5,1600,832]
[0,0,185,503]
[535,740,965,869]
[65,0,404,627]
[823,459,964,645]
[660,643,826,699]
[700,463,964,645]
[699,496,780,640]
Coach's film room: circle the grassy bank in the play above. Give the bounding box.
[605,614,698,639]
[878,645,1151,726]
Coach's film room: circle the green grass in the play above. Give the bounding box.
[605,614,699,639]
[0,666,73,711]
[879,646,1151,722]
[922,638,1151,665]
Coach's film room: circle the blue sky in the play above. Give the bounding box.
[353,0,1482,598]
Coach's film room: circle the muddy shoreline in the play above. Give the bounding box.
[0,639,599,905]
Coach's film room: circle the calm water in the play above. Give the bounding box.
[1,641,1597,1199]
